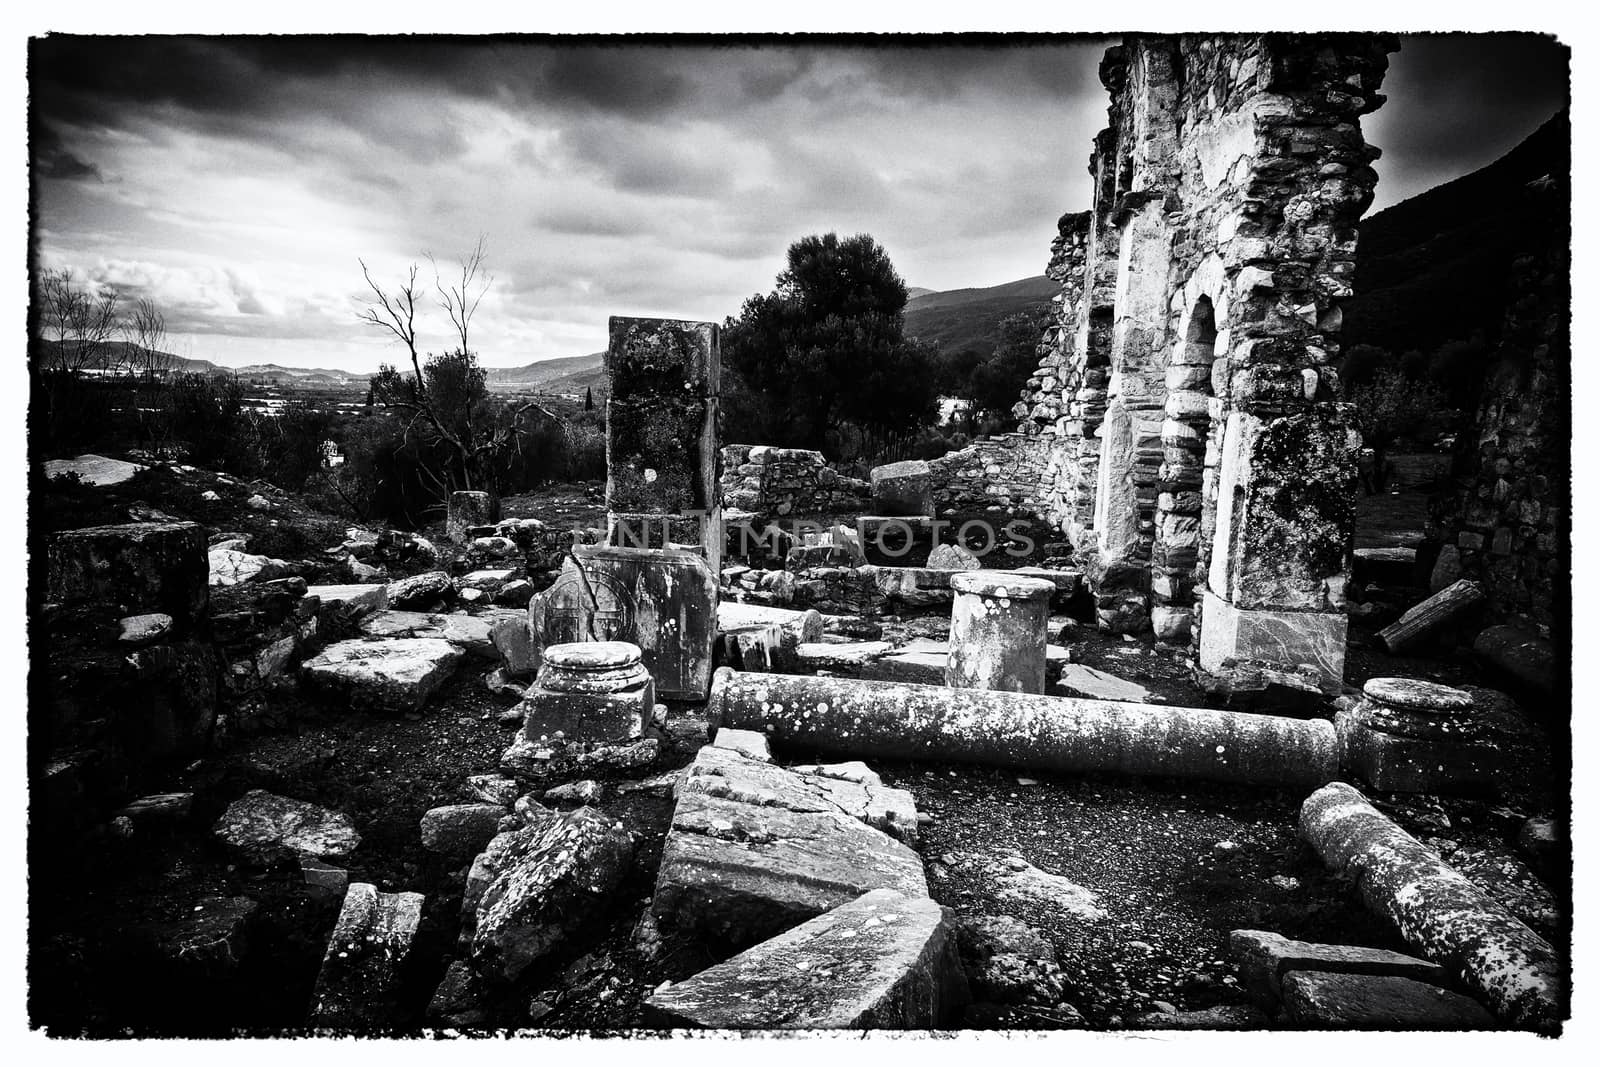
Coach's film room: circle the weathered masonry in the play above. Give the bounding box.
[1013,33,1395,691]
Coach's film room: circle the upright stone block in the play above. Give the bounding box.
[945,571,1055,694]
[308,883,425,1029]
[605,317,722,573]
[446,491,495,544]
[529,544,717,700]
[48,521,209,623]
[1198,590,1347,695]
[869,460,933,516]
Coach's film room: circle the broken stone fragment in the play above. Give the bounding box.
[117,612,174,646]
[490,616,537,677]
[213,789,360,867]
[471,807,635,983]
[644,889,968,1029]
[300,637,464,714]
[485,667,529,701]
[427,960,491,1028]
[1229,929,1446,1009]
[926,542,981,570]
[542,780,606,806]
[465,774,521,808]
[308,882,425,1029]
[709,727,771,762]
[136,895,258,976]
[1126,1004,1268,1029]
[420,804,507,859]
[358,608,506,659]
[208,547,291,588]
[1279,970,1496,1029]
[299,857,350,903]
[956,914,1072,1008]
[496,579,535,607]
[652,746,927,949]
[114,792,193,822]
[385,570,455,610]
[500,735,660,783]
[305,583,388,619]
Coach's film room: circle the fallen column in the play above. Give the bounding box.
[945,570,1055,694]
[707,668,1339,789]
[1376,579,1485,653]
[1299,781,1562,1033]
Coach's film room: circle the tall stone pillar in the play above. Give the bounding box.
[604,317,722,574]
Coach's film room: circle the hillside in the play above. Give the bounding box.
[1345,109,1568,354]
[903,275,1058,358]
[485,352,605,391]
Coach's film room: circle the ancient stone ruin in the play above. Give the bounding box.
[29,31,1568,1040]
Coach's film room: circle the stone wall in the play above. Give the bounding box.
[1011,33,1394,691]
[1426,219,1568,635]
[926,433,1065,519]
[720,444,870,519]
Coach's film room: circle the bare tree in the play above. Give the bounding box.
[359,242,563,496]
[36,267,120,376]
[122,297,171,380]
[357,259,426,394]
[430,234,492,357]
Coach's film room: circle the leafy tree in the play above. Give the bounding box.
[966,311,1046,418]
[1347,367,1448,482]
[721,232,939,451]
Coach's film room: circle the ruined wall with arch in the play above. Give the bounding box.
[1012,32,1396,692]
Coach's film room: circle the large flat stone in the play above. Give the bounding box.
[645,889,968,1029]
[208,548,290,587]
[683,745,918,844]
[300,637,464,713]
[1057,663,1152,703]
[652,746,927,949]
[307,583,388,617]
[213,789,360,866]
[1279,970,1497,1029]
[1230,929,1447,1009]
[308,883,425,1029]
[44,453,146,486]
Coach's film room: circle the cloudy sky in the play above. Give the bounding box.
[29,33,1568,372]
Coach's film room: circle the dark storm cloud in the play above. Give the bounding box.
[30,123,101,182]
[29,33,1570,371]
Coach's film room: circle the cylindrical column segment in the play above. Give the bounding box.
[1300,781,1562,1033]
[945,570,1055,694]
[707,668,1339,789]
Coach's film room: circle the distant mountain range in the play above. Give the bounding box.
[902,275,1058,357]
[474,275,1064,395]
[484,352,607,395]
